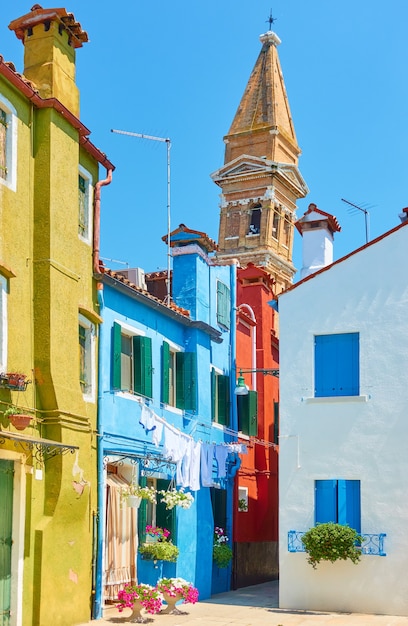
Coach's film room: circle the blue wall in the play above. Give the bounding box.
[95,248,236,615]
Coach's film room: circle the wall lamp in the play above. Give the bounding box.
[235,368,279,396]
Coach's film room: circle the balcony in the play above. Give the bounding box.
[287,530,387,556]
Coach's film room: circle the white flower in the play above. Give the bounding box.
[159,488,194,510]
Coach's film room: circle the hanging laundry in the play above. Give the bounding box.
[151,416,164,447]
[189,440,201,491]
[200,443,215,487]
[139,404,156,432]
[214,445,229,479]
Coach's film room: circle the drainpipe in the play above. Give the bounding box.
[93,283,105,620]
[91,168,112,618]
[93,169,113,277]
[229,261,238,434]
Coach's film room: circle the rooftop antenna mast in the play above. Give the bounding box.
[111,129,172,305]
[341,198,370,244]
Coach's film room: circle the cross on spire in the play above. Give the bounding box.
[266,8,277,30]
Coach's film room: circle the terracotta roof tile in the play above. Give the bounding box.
[103,267,190,318]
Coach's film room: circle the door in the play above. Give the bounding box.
[0,459,14,626]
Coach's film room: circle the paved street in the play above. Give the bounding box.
[76,581,408,626]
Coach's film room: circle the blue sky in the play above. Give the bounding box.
[2,2,408,280]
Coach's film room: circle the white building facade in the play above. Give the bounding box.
[278,219,408,616]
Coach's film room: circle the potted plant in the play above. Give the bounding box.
[156,577,199,613]
[213,526,233,568]
[159,487,194,510]
[120,484,157,508]
[3,406,33,430]
[3,372,29,391]
[117,583,163,621]
[301,522,364,569]
[238,498,248,512]
[139,525,179,562]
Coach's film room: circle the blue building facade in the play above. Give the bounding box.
[93,226,240,617]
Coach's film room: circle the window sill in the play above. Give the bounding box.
[224,236,239,240]
[212,422,227,431]
[303,395,369,404]
[163,404,183,415]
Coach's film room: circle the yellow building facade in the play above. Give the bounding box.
[0,7,113,625]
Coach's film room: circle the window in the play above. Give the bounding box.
[161,341,197,410]
[78,166,92,242]
[0,96,17,191]
[211,369,230,425]
[79,314,96,400]
[112,322,153,398]
[272,209,281,239]
[315,479,361,533]
[216,281,230,329]
[237,390,258,436]
[0,275,7,371]
[314,333,359,397]
[238,486,249,512]
[282,217,290,247]
[248,205,261,235]
[138,477,176,544]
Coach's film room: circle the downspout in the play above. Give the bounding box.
[93,282,105,620]
[93,169,113,277]
[229,260,238,434]
[92,169,112,618]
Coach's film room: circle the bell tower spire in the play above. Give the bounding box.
[212,26,308,293]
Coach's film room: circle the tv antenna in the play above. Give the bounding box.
[111,129,172,305]
[341,198,371,244]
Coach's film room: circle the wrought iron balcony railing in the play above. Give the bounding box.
[287,530,387,556]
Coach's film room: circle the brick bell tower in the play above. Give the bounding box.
[212,29,308,294]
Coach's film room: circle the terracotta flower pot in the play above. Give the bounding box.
[8,414,32,430]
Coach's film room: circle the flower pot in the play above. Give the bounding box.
[8,414,32,430]
[127,495,141,508]
[5,373,27,391]
[160,591,184,614]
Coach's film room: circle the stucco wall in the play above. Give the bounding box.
[278,224,408,616]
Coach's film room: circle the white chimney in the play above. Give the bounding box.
[295,203,341,280]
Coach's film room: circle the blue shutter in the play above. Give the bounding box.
[315,333,359,397]
[338,480,361,533]
[315,479,337,524]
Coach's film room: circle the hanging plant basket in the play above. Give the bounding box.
[127,495,142,508]
[7,413,32,430]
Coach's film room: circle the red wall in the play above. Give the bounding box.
[234,264,279,543]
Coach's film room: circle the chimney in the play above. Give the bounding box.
[398,207,408,223]
[295,203,341,280]
[8,5,88,117]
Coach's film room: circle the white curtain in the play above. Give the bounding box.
[104,474,138,601]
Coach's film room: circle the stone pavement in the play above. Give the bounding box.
[76,581,408,626]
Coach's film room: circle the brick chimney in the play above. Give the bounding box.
[8,5,88,117]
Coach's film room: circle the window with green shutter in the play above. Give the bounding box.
[175,351,197,411]
[138,478,176,544]
[237,390,258,436]
[163,344,196,410]
[211,369,230,426]
[216,281,230,329]
[111,323,153,398]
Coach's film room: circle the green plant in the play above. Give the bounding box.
[238,498,248,512]
[3,405,26,419]
[139,541,179,562]
[120,483,157,504]
[213,543,233,568]
[301,522,364,569]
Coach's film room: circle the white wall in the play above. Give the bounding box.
[278,223,408,616]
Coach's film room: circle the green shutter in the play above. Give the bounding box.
[217,374,230,426]
[112,322,122,389]
[216,281,230,329]
[210,487,227,529]
[176,352,197,411]
[211,369,216,421]
[238,390,258,436]
[161,342,170,404]
[133,335,153,399]
[156,480,176,542]
[273,401,279,444]
[0,460,14,625]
